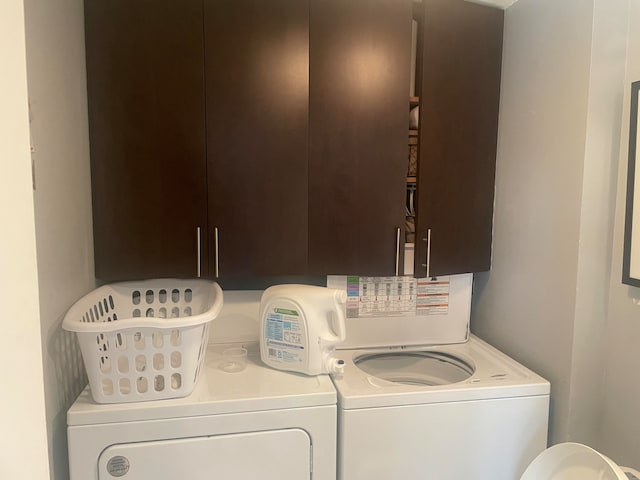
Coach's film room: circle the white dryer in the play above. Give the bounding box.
[67,343,336,480]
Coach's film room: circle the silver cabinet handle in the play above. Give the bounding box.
[196,227,202,278]
[214,227,219,278]
[421,228,432,278]
[395,227,401,276]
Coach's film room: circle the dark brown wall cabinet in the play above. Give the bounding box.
[85,0,207,281]
[414,0,504,278]
[308,0,412,276]
[85,0,502,282]
[86,0,413,281]
[204,0,310,278]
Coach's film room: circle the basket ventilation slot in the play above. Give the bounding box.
[81,295,115,323]
[96,330,186,397]
[130,288,193,318]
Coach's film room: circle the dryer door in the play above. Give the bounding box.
[97,428,311,479]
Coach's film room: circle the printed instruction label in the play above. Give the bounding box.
[346,276,449,318]
[265,309,305,364]
[416,279,450,315]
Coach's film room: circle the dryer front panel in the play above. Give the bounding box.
[98,428,311,479]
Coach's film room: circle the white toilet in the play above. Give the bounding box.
[523,443,639,480]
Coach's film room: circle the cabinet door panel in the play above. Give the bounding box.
[415,0,503,277]
[308,0,412,276]
[86,0,207,281]
[205,0,309,277]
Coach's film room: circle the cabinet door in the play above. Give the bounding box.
[415,0,503,277]
[204,0,309,278]
[85,0,207,281]
[308,0,412,276]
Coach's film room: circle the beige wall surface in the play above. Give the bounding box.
[23,0,95,478]
[566,0,628,447]
[472,0,630,451]
[472,0,594,444]
[0,1,50,479]
[601,0,640,469]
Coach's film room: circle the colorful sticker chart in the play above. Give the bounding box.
[345,276,449,318]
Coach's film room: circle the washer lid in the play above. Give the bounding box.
[354,350,474,386]
[521,443,627,480]
[332,336,550,410]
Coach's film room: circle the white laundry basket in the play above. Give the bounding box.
[623,467,640,479]
[63,279,223,404]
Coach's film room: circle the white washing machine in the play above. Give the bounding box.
[332,336,550,479]
[327,274,550,480]
[67,343,337,480]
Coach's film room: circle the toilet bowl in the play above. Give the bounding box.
[522,443,635,480]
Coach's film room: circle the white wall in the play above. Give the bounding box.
[23,0,95,478]
[600,0,640,468]
[472,0,628,447]
[0,1,50,479]
[567,0,628,447]
[472,0,592,444]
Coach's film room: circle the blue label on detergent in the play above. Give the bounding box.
[266,313,284,341]
[265,311,304,364]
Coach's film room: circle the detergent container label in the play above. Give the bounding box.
[265,308,305,365]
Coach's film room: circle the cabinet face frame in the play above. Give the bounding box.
[623,81,640,286]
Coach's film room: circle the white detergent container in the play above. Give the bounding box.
[260,284,347,376]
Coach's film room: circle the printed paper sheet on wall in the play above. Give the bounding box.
[345,276,450,318]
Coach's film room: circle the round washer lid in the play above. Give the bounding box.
[353,350,474,386]
[521,443,627,480]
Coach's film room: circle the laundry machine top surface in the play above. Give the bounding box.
[331,335,550,409]
[68,343,336,426]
